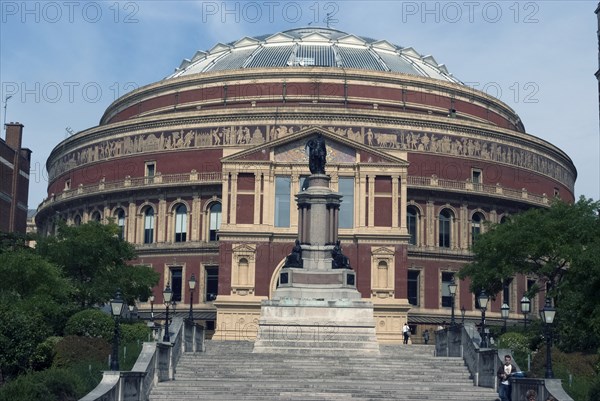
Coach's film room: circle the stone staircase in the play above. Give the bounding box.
[149,341,500,401]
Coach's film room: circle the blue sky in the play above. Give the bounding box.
[1,0,598,207]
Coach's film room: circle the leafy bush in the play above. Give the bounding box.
[64,309,113,340]
[0,303,51,378]
[53,335,110,369]
[498,331,531,367]
[588,378,600,401]
[120,322,151,343]
[0,368,85,401]
[30,336,61,371]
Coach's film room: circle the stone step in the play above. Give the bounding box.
[149,340,499,401]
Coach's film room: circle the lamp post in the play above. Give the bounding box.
[110,290,124,371]
[149,294,155,323]
[460,306,466,325]
[478,290,489,348]
[448,277,457,327]
[188,273,196,322]
[540,297,556,379]
[163,284,173,342]
[521,295,531,328]
[501,303,510,333]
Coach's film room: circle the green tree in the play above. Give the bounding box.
[458,197,600,297]
[0,250,74,381]
[36,221,159,308]
[457,196,600,351]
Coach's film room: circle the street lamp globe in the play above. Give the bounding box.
[110,291,124,317]
[477,290,489,348]
[501,303,510,333]
[521,295,531,328]
[109,290,124,371]
[189,274,197,290]
[478,290,489,310]
[540,297,556,379]
[448,277,457,327]
[163,283,173,342]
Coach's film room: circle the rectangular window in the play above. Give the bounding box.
[407,270,420,306]
[175,211,187,242]
[472,169,482,184]
[274,176,291,227]
[441,272,454,307]
[338,177,354,228]
[145,162,156,184]
[503,279,512,305]
[439,219,450,248]
[407,209,417,245]
[170,267,183,302]
[205,266,219,302]
[144,211,154,244]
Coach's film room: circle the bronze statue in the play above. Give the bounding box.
[283,239,303,268]
[306,134,326,175]
[331,240,351,269]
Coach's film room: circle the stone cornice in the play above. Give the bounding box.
[48,107,575,178]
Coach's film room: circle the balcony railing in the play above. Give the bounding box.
[38,172,548,213]
[407,175,549,206]
[38,171,222,210]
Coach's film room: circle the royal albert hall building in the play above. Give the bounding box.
[36,28,576,342]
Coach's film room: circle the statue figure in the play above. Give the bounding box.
[306,134,327,175]
[331,240,351,270]
[283,239,303,268]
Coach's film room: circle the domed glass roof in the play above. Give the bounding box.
[168,28,461,83]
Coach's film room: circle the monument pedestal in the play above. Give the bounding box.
[253,297,379,355]
[254,155,380,355]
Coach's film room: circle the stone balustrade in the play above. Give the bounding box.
[434,325,573,401]
[79,318,205,401]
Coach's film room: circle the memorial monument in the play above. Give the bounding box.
[253,134,380,355]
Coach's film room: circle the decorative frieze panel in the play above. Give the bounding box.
[49,123,575,191]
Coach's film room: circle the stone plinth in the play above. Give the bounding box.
[253,298,379,355]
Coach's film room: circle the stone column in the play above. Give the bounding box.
[426,201,435,247]
[221,173,230,225]
[400,175,408,235]
[191,195,201,241]
[127,200,136,243]
[391,175,399,228]
[230,173,238,225]
[367,175,375,227]
[253,173,261,225]
[358,173,367,228]
[157,196,167,243]
[290,174,299,228]
[460,204,469,250]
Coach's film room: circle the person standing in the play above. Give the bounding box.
[422,329,430,344]
[402,323,411,344]
[497,354,517,401]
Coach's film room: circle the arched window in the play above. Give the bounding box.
[91,211,101,222]
[239,258,249,286]
[174,204,187,242]
[144,207,155,244]
[74,214,82,226]
[472,212,485,244]
[209,203,221,241]
[407,206,419,245]
[439,209,453,248]
[377,261,388,289]
[115,209,126,239]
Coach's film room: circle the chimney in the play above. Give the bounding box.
[5,122,24,150]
